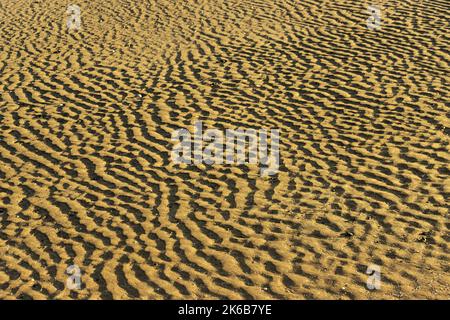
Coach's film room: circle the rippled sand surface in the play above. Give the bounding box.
[0,0,448,299]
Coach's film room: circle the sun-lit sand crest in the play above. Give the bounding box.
[0,0,448,299]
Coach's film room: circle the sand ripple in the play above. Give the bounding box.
[0,0,448,299]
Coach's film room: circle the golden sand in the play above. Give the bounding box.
[0,0,448,299]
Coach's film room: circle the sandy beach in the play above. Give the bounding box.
[0,0,448,299]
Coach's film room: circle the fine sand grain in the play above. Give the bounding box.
[0,0,448,299]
